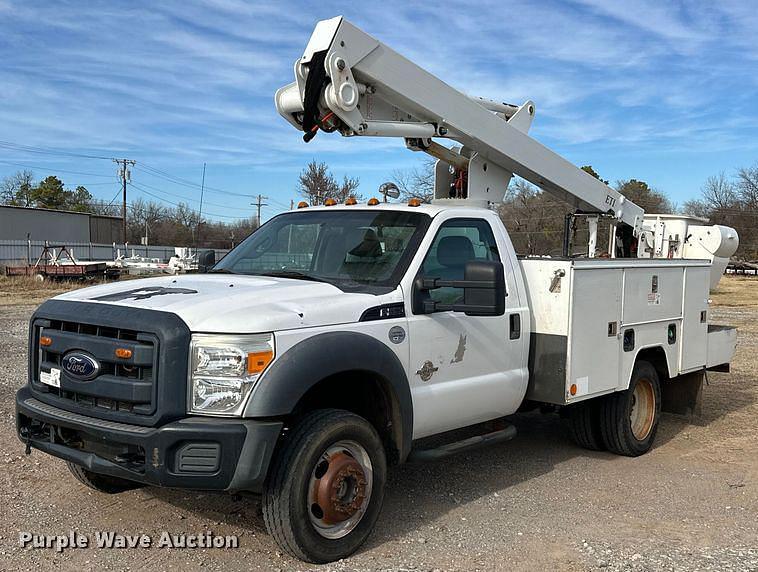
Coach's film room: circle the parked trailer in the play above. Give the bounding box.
[5,262,113,279]
[4,244,120,281]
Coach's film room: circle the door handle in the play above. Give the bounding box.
[509,313,521,340]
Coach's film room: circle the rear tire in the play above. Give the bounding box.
[600,360,661,456]
[262,409,387,564]
[565,399,605,451]
[67,462,143,494]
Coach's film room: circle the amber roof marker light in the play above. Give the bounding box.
[297,201,309,209]
[324,198,337,206]
[367,197,380,206]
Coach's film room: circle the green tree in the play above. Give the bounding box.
[67,185,93,212]
[31,175,67,209]
[581,165,609,185]
[614,179,672,213]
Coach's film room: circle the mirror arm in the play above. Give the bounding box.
[419,277,499,290]
[424,300,499,314]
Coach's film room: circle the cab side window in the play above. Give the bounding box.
[421,219,500,304]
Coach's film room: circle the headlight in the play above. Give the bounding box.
[189,333,274,416]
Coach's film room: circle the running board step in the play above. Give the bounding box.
[407,424,517,462]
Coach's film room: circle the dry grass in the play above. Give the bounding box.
[0,272,147,306]
[0,275,107,306]
[710,274,758,308]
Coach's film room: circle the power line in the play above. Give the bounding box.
[129,182,253,220]
[1,141,296,211]
[131,179,238,210]
[0,159,116,178]
[0,140,113,161]
[135,163,251,197]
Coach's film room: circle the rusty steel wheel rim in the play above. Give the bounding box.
[630,378,656,440]
[307,440,373,539]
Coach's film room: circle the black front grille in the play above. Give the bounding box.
[33,319,158,417]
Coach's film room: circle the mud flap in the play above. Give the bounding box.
[661,370,704,418]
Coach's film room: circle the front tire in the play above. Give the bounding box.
[67,462,143,493]
[600,360,661,456]
[262,409,387,564]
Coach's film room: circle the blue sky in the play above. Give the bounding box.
[1,0,757,221]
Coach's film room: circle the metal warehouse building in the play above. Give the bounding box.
[0,205,121,243]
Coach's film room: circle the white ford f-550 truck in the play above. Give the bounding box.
[16,16,739,563]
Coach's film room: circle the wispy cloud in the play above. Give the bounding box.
[0,0,756,218]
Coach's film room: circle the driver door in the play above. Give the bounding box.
[405,216,526,439]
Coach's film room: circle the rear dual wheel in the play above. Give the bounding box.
[566,360,661,457]
[262,409,387,564]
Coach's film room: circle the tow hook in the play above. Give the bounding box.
[19,426,33,455]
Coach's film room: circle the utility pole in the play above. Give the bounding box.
[196,162,206,249]
[113,158,136,244]
[251,194,268,228]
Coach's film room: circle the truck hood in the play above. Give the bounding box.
[54,274,392,332]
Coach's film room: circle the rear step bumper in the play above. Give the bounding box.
[408,423,517,462]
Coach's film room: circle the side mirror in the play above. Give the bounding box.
[197,250,216,273]
[413,260,506,316]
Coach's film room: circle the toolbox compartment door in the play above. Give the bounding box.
[706,325,737,370]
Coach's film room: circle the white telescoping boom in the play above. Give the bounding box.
[275,16,645,233]
[275,16,738,281]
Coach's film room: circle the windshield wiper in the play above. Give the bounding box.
[257,270,329,283]
[208,268,235,274]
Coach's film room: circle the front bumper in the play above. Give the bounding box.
[16,386,282,493]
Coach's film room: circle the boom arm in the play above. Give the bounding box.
[276,16,644,232]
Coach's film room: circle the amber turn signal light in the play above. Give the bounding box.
[40,336,52,347]
[115,348,133,359]
[248,350,274,375]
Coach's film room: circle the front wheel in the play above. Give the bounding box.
[262,409,387,563]
[67,462,143,493]
[600,360,661,456]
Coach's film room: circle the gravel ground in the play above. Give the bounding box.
[0,277,756,571]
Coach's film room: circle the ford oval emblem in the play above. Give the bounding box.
[62,352,100,381]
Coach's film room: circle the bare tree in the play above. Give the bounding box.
[298,160,360,205]
[1,170,35,206]
[391,158,436,203]
[736,164,758,208]
[498,178,572,255]
[701,172,738,211]
[127,198,167,244]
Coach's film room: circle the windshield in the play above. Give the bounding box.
[215,209,431,292]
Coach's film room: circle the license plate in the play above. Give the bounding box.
[40,368,61,388]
